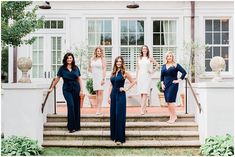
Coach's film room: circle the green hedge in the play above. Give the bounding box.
[200,134,234,156]
[1,136,42,156]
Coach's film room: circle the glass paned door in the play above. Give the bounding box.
[30,34,65,82]
[51,36,63,78]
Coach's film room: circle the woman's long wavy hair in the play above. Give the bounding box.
[62,52,77,70]
[92,46,104,59]
[140,45,150,59]
[165,50,177,67]
[111,56,126,78]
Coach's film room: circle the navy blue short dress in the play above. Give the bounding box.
[160,63,186,103]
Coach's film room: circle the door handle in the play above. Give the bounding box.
[44,72,47,78]
[48,72,51,78]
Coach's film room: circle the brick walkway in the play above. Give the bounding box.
[56,104,185,115]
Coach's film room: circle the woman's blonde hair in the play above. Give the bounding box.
[92,46,104,59]
[165,50,177,67]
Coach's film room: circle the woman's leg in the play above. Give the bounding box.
[96,90,103,114]
[143,94,148,113]
[63,90,75,132]
[140,94,144,115]
[167,102,177,123]
[73,90,80,131]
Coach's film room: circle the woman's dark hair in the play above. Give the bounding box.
[111,56,126,78]
[62,53,77,70]
[140,45,150,59]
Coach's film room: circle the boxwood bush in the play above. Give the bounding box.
[200,134,234,156]
[1,136,42,156]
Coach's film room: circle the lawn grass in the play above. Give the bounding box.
[41,147,201,156]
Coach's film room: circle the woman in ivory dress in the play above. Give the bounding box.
[136,45,160,115]
[88,46,106,115]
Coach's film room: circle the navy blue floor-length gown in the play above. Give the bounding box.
[160,63,186,103]
[110,71,126,143]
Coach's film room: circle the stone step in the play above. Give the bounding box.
[42,140,201,147]
[44,122,198,131]
[43,130,199,141]
[47,114,195,122]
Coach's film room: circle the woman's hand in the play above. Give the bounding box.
[172,79,180,84]
[101,79,105,86]
[119,87,126,92]
[108,97,111,104]
[80,90,84,96]
[161,83,165,91]
[148,70,153,74]
[48,88,53,93]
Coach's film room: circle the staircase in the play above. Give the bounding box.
[42,113,200,147]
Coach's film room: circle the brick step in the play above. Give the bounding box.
[42,139,200,148]
[44,122,198,131]
[47,114,195,122]
[43,130,199,141]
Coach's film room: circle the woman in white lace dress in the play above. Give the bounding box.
[88,47,106,115]
[136,45,160,115]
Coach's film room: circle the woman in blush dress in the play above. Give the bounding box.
[160,51,187,123]
[88,46,106,115]
[108,56,135,145]
[136,45,160,115]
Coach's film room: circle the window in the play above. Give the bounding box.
[152,20,177,69]
[43,20,64,29]
[88,20,112,71]
[32,37,44,78]
[205,19,229,71]
[120,20,144,72]
[51,37,62,77]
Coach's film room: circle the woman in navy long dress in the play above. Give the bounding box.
[49,53,83,133]
[160,51,186,123]
[108,56,135,145]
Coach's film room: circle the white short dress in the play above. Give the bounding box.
[137,57,151,94]
[91,58,104,91]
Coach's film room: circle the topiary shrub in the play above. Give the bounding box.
[86,78,96,95]
[1,136,42,156]
[156,80,164,93]
[200,134,234,156]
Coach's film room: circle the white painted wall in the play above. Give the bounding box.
[187,82,234,144]
[1,83,53,145]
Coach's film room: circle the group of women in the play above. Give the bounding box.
[48,45,187,144]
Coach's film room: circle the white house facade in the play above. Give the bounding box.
[8,1,234,105]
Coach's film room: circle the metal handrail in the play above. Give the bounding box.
[185,78,202,113]
[41,78,56,113]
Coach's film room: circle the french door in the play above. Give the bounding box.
[30,34,65,101]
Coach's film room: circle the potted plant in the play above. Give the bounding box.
[157,80,167,107]
[86,78,97,108]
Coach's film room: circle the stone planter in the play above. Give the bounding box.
[88,94,97,108]
[80,93,85,108]
[158,92,167,107]
[17,57,32,83]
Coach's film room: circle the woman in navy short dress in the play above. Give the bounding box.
[160,51,186,123]
[49,53,83,133]
[108,56,135,145]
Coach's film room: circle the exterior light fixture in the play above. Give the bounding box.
[39,1,51,9]
[126,1,139,9]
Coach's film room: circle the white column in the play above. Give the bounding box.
[2,83,53,145]
[189,82,234,144]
